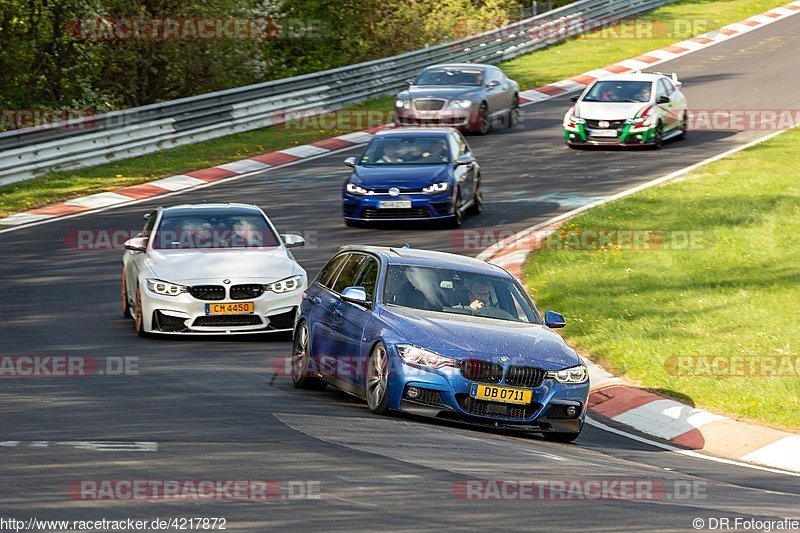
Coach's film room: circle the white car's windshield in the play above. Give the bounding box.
[383,265,541,324]
[152,213,280,249]
[415,68,484,86]
[359,137,450,165]
[582,81,652,103]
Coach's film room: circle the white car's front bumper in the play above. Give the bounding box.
[140,281,305,334]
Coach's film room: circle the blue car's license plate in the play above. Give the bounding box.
[470,383,532,405]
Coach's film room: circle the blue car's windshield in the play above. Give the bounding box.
[582,80,652,103]
[415,68,484,86]
[359,137,450,165]
[383,265,541,324]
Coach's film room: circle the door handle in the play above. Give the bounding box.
[333,308,343,317]
[304,294,321,305]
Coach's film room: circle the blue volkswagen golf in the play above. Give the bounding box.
[341,128,482,228]
[292,245,590,442]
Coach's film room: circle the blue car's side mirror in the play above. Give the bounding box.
[342,286,370,307]
[545,310,566,329]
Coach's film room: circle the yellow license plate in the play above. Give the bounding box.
[205,302,255,315]
[471,383,532,405]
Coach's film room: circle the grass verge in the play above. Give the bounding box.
[0,0,790,216]
[522,128,800,429]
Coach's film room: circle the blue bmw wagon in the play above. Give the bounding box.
[292,245,589,442]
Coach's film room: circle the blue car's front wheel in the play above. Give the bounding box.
[366,343,390,414]
[291,322,326,390]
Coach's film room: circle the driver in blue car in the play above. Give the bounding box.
[467,279,493,311]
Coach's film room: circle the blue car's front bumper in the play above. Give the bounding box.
[386,356,589,432]
[342,192,456,222]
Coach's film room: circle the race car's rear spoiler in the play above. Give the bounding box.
[650,71,683,88]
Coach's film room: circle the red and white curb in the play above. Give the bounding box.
[2,1,798,228]
[478,130,800,474]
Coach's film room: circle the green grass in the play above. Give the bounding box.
[522,128,800,429]
[0,0,789,216]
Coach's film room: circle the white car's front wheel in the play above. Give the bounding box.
[121,268,132,319]
[133,285,148,337]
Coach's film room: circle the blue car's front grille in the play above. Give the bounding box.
[504,365,546,388]
[459,395,540,420]
[459,359,503,383]
[415,389,445,407]
[361,208,430,219]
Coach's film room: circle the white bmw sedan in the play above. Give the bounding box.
[121,203,307,336]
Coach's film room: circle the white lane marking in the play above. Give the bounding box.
[586,417,800,477]
[64,192,133,209]
[217,159,270,173]
[518,89,551,102]
[616,59,653,70]
[0,213,55,226]
[741,436,800,473]
[612,400,727,440]
[279,145,330,158]
[673,40,708,51]
[643,49,680,60]
[0,440,157,451]
[549,79,586,92]
[582,68,616,79]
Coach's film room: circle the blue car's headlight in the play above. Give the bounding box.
[546,364,588,384]
[397,345,456,369]
[346,182,370,195]
[422,182,449,194]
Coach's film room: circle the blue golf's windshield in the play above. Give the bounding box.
[383,265,541,324]
[359,137,451,165]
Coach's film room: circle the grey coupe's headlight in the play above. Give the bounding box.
[395,99,411,109]
[422,182,449,194]
[265,275,303,294]
[397,345,456,369]
[546,364,588,384]
[346,182,370,195]
[146,279,187,297]
[449,99,472,109]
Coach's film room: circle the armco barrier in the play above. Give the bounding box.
[0,0,674,186]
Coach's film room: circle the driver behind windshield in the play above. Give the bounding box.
[467,279,493,311]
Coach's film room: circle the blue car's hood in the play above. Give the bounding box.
[380,306,581,370]
[352,165,450,188]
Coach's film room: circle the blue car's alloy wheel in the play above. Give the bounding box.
[366,343,390,414]
[292,322,326,390]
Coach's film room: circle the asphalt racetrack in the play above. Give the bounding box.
[1,13,799,531]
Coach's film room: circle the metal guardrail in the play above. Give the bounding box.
[0,0,673,186]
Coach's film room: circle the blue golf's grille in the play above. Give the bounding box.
[459,359,503,383]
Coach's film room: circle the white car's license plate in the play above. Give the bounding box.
[589,129,618,138]
[378,200,412,209]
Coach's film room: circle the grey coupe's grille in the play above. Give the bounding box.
[413,99,445,111]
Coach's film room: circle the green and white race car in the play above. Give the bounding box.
[563,72,688,149]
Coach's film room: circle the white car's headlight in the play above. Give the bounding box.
[626,116,652,126]
[449,99,472,109]
[265,275,303,294]
[568,115,585,125]
[395,99,411,109]
[546,364,589,384]
[346,182,370,195]
[146,279,187,297]
[397,345,456,369]
[422,182,449,194]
